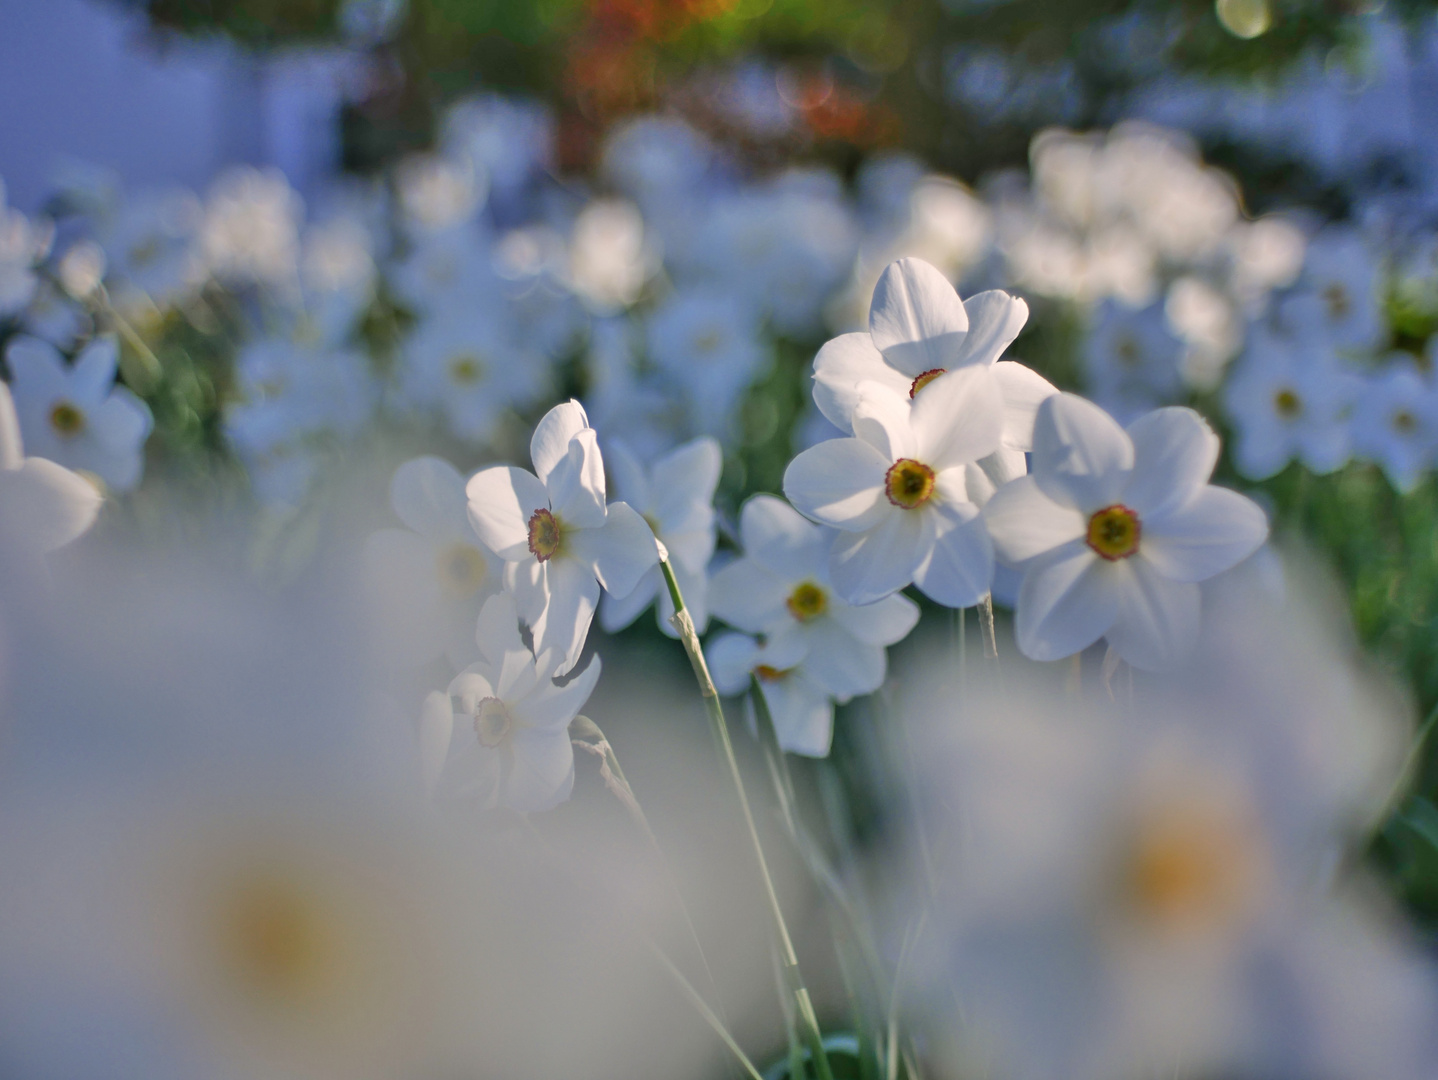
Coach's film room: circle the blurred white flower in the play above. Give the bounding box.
[0,180,52,318]
[1223,327,1360,479]
[394,152,485,237]
[299,215,377,343]
[365,457,502,670]
[1350,361,1438,493]
[1281,225,1386,354]
[0,380,101,558]
[1081,299,1185,423]
[568,198,655,314]
[646,286,768,438]
[707,630,834,757]
[466,401,657,675]
[429,593,601,812]
[441,94,553,208]
[1224,214,1305,310]
[200,167,303,290]
[709,495,919,703]
[984,395,1268,668]
[599,437,721,638]
[6,335,152,492]
[94,186,204,310]
[784,365,1004,607]
[1165,274,1241,389]
[387,227,496,316]
[600,115,717,214]
[582,317,687,463]
[19,279,90,349]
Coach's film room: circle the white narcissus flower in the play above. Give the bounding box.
[364,457,502,669]
[0,380,101,557]
[983,395,1268,670]
[599,437,721,638]
[707,631,835,758]
[1350,363,1438,493]
[646,287,768,438]
[423,593,601,812]
[709,495,919,701]
[5,335,153,492]
[466,401,658,675]
[783,365,1005,607]
[812,256,1056,484]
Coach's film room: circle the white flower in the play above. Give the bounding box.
[6,336,152,492]
[424,593,601,812]
[707,631,835,758]
[783,365,1005,607]
[388,227,497,316]
[646,287,769,438]
[0,181,51,318]
[1081,299,1184,424]
[466,401,658,675]
[983,395,1268,669]
[812,257,1055,482]
[709,495,919,701]
[398,309,548,444]
[96,186,204,310]
[199,167,302,290]
[1350,361,1438,493]
[365,457,502,669]
[0,380,101,557]
[441,93,554,206]
[598,437,721,639]
[567,198,655,314]
[395,152,485,238]
[1280,225,1385,353]
[1222,327,1360,479]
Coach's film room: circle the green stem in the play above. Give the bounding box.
[93,286,164,388]
[643,937,768,1080]
[660,558,834,1080]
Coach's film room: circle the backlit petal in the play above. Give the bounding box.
[1140,486,1268,583]
[784,438,890,531]
[952,291,1028,369]
[868,257,970,376]
[1122,407,1221,520]
[812,332,907,431]
[912,364,1005,471]
[1031,393,1133,513]
[467,466,550,560]
[992,360,1058,451]
[530,399,590,485]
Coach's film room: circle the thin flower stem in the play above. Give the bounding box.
[977,593,999,660]
[660,558,834,1080]
[92,286,164,387]
[644,937,769,1080]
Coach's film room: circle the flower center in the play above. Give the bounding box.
[1086,505,1141,560]
[217,871,339,1006]
[434,542,488,598]
[447,354,485,386]
[49,401,86,436]
[1115,335,1141,368]
[785,581,828,622]
[473,696,513,748]
[527,508,563,562]
[885,458,936,509]
[754,664,792,683]
[1392,408,1418,435]
[1322,282,1350,321]
[909,368,946,397]
[1272,387,1301,419]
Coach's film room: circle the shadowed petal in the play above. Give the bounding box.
[1104,558,1201,670]
[813,332,907,431]
[915,504,994,608]
[992,360,1058,451]
[912,364,1005,471]
[568,500,658,598]
[984,476,1087,566]
[545,429,607,530]
[1031,393,1133,513]
[1015,540,1116,662]
[1122,407,1221,521]
[784,438,890,531]
[1140,487,1268,583]
[953,291,1028,369]
[869,257,970,376]
[828,507,934,605]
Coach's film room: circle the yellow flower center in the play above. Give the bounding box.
[1272,387,1301,419]
[447,354,485,386]
[49,401,86,436]
[785,581,828,622]
[1322,282,1350,321]
[473,696,513,748]
[1392,409,1418,435]
[1120,798,1265,935]
[755,664,792,683]
[527,507,563,562]
[885,458,936,509]
[1086,504,1141,561]
[217,872,341,1006]
[434,542,488,598]
[908,368,946,398]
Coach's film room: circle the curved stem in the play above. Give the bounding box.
[660,558,834,1080]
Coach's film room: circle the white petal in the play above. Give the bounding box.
[911,364,1005,471]
[90,390,152,451]
[983,475,1086,566]
[0,382,24,468]
[853,381,918,462]
[812,332,907,431]
[419,691,454,793]
[503,726,576,813]
[798,619,886,699]
[513,655,603,731]
[828,507,934,605]
[71,336,120,402]
[1031,393,1133,513]
[760,674,834,758]
[975,446,1029,493]
[532,555,600,676]
[545,428,608,531]
[739,494,827,580]
[708,557,791,633]
[6,336,67,400]
[649,437,722,526]
[992,360,1058,451]
[783,438,890,531]
[599,569,659,633]
[475,592,526,666]
[914,505,994,608]
[1014,541,1117,662]
[391,456,470,539]
[467,466,550,560]
[1121,407,1220,520]
[448,668,497,712]
[829,591,920,647]
[568,500,658,598]
[706,632,763,696]
[1103,559,1201,671]
[604,439,650,509]
[1139,486,1268,584]
[661,525,716,575]
[0,458,102,552]
[530,399,590,485]
[952,291,1028,369]
[868,257,969,377]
